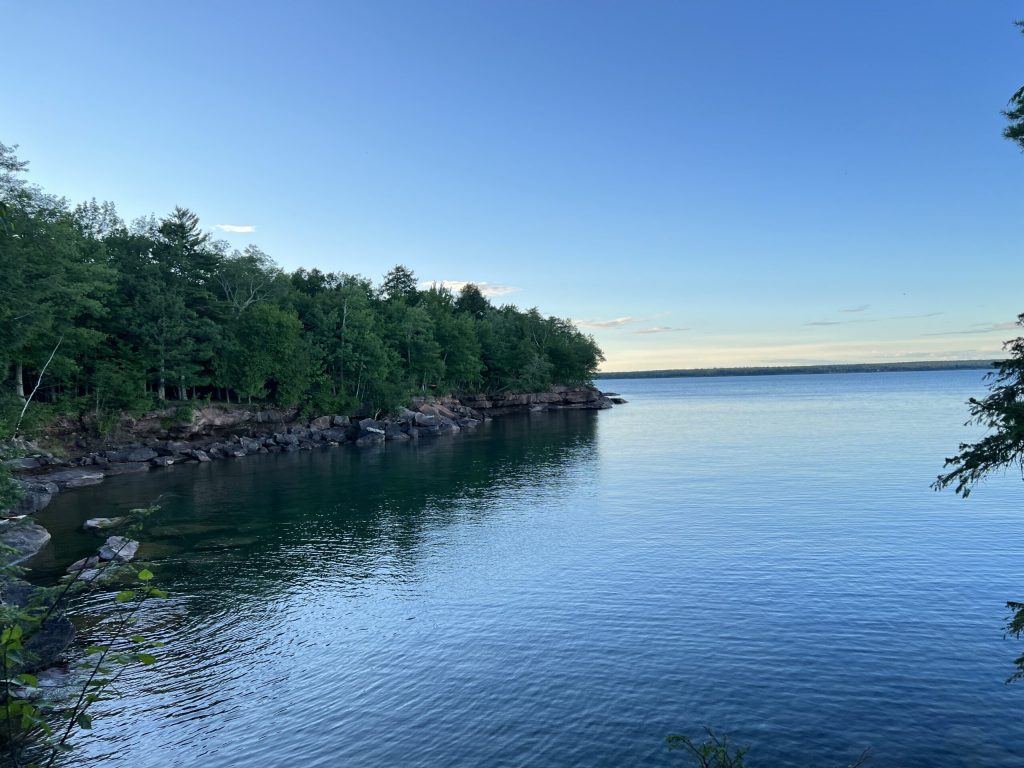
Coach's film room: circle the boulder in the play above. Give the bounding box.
[98,536,139,562]
[5,457,40,471]
[126,447,158,462]
[384,424,409,441]
[151,456,175,467]
[66,555,100,573]
[37,468,104,490]
[414,413,438,427]
[0,521,51,565]
[437,417,460,433]
[309,415,332,430]
[191,449,211,463]
[83,517,125,531]
[358,418,383,433]
[321,428,349,443]
[9,479,58,516]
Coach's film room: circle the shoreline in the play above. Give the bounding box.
[5,385,623,523]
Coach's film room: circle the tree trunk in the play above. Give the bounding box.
[14,362,24,400]
[339,298,348,387]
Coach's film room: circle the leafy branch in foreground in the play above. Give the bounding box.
[0,506,166,767]
[933,314,1024,498]
[667,727,871,768]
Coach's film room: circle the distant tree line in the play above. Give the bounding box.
[0,143,603,429]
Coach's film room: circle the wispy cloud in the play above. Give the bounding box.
[892,312,944,320]
[839,304,870,313]
[214,224,256,233]
[922,321,1019,337]
[634,326,688,334]
[420,280,519,297]
[575,316,638,329]
[805,320,843,326]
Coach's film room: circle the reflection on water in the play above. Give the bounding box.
[28,375,1024,767]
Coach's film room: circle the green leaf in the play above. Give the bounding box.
[130,634,146,643]
[137,569,154,582]
[136,653,157,665]
[15,673,38,687]
[115,590,136,603]
[76,712,93,730]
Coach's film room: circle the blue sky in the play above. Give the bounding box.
[5,1,1023,370]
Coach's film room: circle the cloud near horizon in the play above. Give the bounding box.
[922,320,1019,337]
[214,224,256,233]
[839,304,870,313]
[574,316,639,329]
[420,280,518,297]
[634,326,688,334]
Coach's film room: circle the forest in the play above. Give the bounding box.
[0,143,603,434]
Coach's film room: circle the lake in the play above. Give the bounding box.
[31,370,1024,767]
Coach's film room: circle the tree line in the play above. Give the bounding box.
[0,143,603,430]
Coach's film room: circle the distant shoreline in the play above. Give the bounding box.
[594,360,997,380]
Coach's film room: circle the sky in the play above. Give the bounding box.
[4,1,1024,371]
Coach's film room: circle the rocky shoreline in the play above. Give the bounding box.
[5,385,624,520]
[0,385,623,673]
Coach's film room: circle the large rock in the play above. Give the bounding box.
[10,479,58,516]
[309,415,332,430]
[321,428,350,443]
[384,424,410,441]
[66,555,100,573]
[126,447,158,462]
[98,536,139,562]
[36,468,104,490]
[83,517,125,531]
[358,418,383,433]
[240,438,262,453]
[0,520,51,565]
[414,413,438,427]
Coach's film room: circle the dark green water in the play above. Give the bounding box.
[28,372,1024,766]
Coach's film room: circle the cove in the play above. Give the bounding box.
[26,371,1024,767]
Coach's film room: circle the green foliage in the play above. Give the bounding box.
[0,505,167,765]
[0,463,23,515]
[667,728,749,768]
[0,142,603,429]
[933,316,1024,498]
[666,728,871,768]
[1004,21,1024,150]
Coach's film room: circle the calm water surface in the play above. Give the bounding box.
[31,370,1024,767]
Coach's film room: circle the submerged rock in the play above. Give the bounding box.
[66,555,100,574]
[83,517,125,531]
[98,536,139,562]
